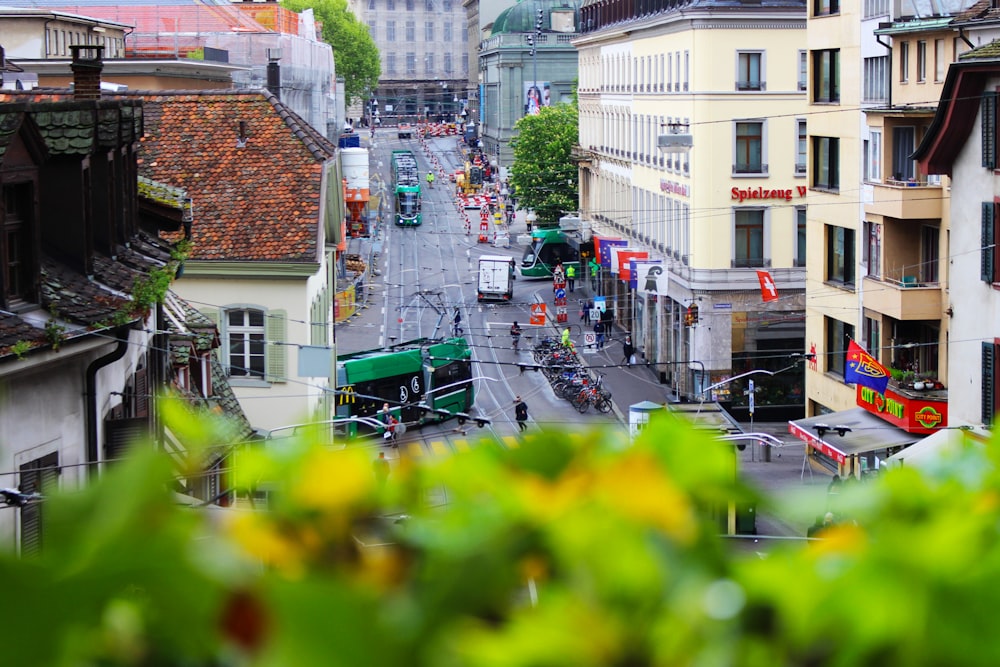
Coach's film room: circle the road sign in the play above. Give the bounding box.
[748,379,755,415]
[555,288,566,300]
[582,332,597,354]
[529,303,546,326]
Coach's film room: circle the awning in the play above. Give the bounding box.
[886,424,991,469]
[788,408,919,465]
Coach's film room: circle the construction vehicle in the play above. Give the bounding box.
[455,162,484,195]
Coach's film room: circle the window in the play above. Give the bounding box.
[798,50,808,90]
[813,49,839,103]
[734,121,765,174]
[982,202,999,283]
[19,451,58,556]
[900,42,909,83]
[425,54,434,74]
[864,0,889,17]
[935,39,946,82]
[737,51,763,91]
[425,21,434,41]
[813,136,839,190]
[444,0,452,9]
[406,52,416,76]
[864,317,881,366]
[866,130,881,181]
[405,20,415,41]
[386,20,396,41]
[864,220,881,277]
[2,182,36,306]
[667,52,673,91]
[387,0,395,9]
[795,207,807,267]
[684,50,689,91]
[386,53,396,74]
[984,341,999,426]
[796,120,807,175]
[863,56,888,102]
[369,0,376,8]
[825,318,854,377]
[406,0,414,9]
[814,0,839,16]
[734,209,765,268]
[826,224,855,286]
[425,0,433,10]
[917,41,927,82]
[226,309,266,379]
[892,126,916,181]
[224,308,286,383]
[983,93,997,169]
[444,53,453,74]
[444,21,452,41]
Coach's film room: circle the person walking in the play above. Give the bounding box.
[566,264,576,292]
[594,319,606,349]
[581,300,592,326]
[453,307,463,336]
[589,258,600,292]
[561,326,572,350]
[514,396,528,432]
[622,336,635,366]
[373,452,390,487]
[510,320,522,351]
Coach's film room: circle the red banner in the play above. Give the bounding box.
[756,270,778,302]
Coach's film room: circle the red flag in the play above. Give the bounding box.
[845,340,890,394]
[756,270,779,302]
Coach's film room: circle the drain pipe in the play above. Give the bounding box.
[876,31,893,109]
[86,326,131,479]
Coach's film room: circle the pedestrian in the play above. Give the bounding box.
[581,299,592,325]
[561,326,572,349]
[594,319,605,349]
[589,258,600,292]
[566,264,576,292]
[453,307,463,336]
[386,415,399,447]
[622,336,635,366]
[514,395,528,432]
[373,452,390,486]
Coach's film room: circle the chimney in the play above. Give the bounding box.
[70,44,104,101]
[266,48,282,100]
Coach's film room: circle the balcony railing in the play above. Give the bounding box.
[733,163,768,175]
[736,80,765,91]
[732,258,771,269]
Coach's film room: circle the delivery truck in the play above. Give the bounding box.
[477,255,516,301]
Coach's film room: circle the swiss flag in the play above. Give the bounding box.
[756,270,779,302]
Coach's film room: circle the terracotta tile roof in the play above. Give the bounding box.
[134,90,336,263]
[959,39,1000,60]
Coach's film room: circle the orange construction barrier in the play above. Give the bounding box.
[529,303,547,326]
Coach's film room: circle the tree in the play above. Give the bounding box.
[509,102,579,225]
[281,0,380,106]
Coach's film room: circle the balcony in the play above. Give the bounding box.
[865,179,942,220]
[862,275,942,321]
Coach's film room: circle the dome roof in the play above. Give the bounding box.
[492,0,581,35]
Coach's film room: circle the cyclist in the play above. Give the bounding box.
[426,171,435,188]
[510,321,523,351]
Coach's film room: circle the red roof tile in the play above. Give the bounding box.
[135,90,336,263]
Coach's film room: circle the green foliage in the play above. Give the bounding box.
[131,265,175,314]
[509,103,579,225]
[4,407,1000,666]
[7,339,33,359]
[44,314,67,350]
[280,0,380,106]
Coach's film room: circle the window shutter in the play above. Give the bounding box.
[266,309,287,383]
[984,342,997,427]
[105,417,149,463]
[19,452,58,557]
[134,366,149,418]
[983,202,996,283]
[983,93,997,169]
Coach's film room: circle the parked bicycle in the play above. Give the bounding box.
[569,375,613,414]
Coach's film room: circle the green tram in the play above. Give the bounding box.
[519,226,580,278]
[334,337,479,438]
[391,149,422,226]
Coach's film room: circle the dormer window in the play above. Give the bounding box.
[2,182,37,308]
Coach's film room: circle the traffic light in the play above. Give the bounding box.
[536,8,544,31]
[684,303,699,327]
[526,34,535,56]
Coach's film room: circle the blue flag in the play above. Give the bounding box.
[844,340,890,395]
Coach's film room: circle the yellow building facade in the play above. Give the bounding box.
[575,1,808,412]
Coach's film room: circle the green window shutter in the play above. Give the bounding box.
[984,342,996,427]
[983,203,996,283]
[266,309,287,383]
[983,93,997,169]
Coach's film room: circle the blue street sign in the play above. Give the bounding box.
[555,288,566,300]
